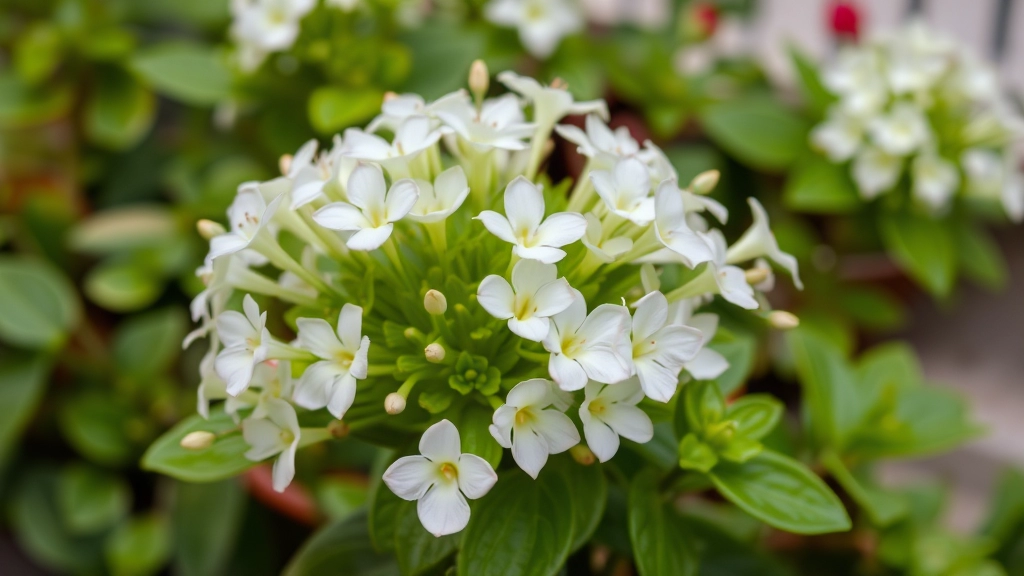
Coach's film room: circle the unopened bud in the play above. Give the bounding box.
[469,60,489,100]
[689,170,720,195]
[279,154,293,176]
[383,91,399,102]
[424,289,447,315]
[768,310,800,330]
[570,444,596,466]
[327,420,350,438]
[744,266,770,286]
[385,393,407,414]
[180,431,215,450]
[196,219,225,240]
[550,77,568,90]
[425,343,446,363]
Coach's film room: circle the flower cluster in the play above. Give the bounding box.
[230,0,357,72]
[484,0,583,59]
[186,62,801,537]
[811,22,1024,220]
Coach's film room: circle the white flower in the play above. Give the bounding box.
[383,420,497,537]
[590,157,655,225]
[962,148,1024,222]
[498,71,608,130]
[406,166,471,223]
[811,109,864,162]
[822,48,886,118]
[292,304,369,420]
[630,291,703,402]
[206,187,282,264]
[433,92,536,151]
[231,0,315,71]
[489,379,580,478]
[912,153,960,212]
[288,137,353,209]
[852,146,903,199]
[242,398,301,492]
[669,300,729,380]
[703,230,759,309]
[554,114,640,168]
[725,198,803,290]
[581,213,632,263]
[580,379,653,462]
[342,116,448,175]
[653,179,714,268]
[366,94,432,134]
[313,163,419,250]
[229,360,295,420]
[637,140,678,183]
[476,176,587,263]
[215,294,272,396]
[477,259,575,342]
[484,0,583,59]
[868,102,931,156]
[542,290,633,391]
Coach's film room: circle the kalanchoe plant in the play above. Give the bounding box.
[144,62,846,572]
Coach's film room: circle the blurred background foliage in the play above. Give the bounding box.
[2,0,1023,574]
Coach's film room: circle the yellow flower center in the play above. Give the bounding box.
[515,406,535,426]
[439,462,458,482]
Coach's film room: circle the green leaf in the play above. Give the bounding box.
[709,450,851,534]
[708,329,757,396]
[316,476,369,521]
[0,256,81,350]
[821,452,907,527]
[787,329,866,451]
[678,433,718,473]
[783,153,861,214]
[0,73,73,127]
[172,479,247,576]
[787,45,835,117]
[458,469,573,576]
[953,222,1008,290]
[284,509,399,576]
[14,23,63,85]
[684,380,725,433]
[113,308,188,377]
[837,286,907,331]
[0,353,50,466]
[69,205,178,254]
[857,342,922,390]
[105,515,171,576]
[459,404,502,468]
[59,392,137,465]
[398,25,487,100]
[628,469,699,576]
[699,96,809,171]
[84,260,164,313]
[84,67,156,150]
[394,501,458,576]
[880,211,956,298]
[726,394,784,441]
[550,456,608,552]
[57,464,131,535]
[130,42,230,105]
[141,410,255,483]
[308,87,383,134]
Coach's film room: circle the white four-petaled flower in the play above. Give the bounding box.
[580,379,653,462]
[293,304,369,419]
[630,291,703,402]
[242,397,301,492]
[542,290,633,391]
[590,157,656,225]
[477,259,575,342]
[489,379,580,478]
[476,176,587,263]
[313,163,419,250]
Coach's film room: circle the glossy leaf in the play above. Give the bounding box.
[788,45,835,117]
[105,515,171,576]
[459,404,502,468]
[57,464,131,535]
[284,510,399,576]
[678,433,718,473]
[699,97,809,171]
[708,330,757,396]
[821,452,907,527]
[394,501,459,576]
[68,205,178,255]
[550,456,608,552]
[709,450,851,535]
[59,393,137,466]
[0,256,81,350]
[954,222,1008,290]
[727,394,784,441]
[628,469,699,576]
[172,479,247,576]
[880,211,956,298]
[141,410,254,483]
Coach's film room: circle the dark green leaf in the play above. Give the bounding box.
[837,286,906,331]
[284,509,399,576]
[726,394,783,441]
[309,87,383,134]
[708,330,757,396]
[130,42,231,105]
[787,329,866,451]
[857,342,922,390]
[84,67,156,150]
[105,515,171,576]
[709,450,851,534]
[783,153,860,214]
[113,308,188,377]
[394,501,458,576]
[678,433,718,473]
[550,456,608,552]
[316,476,369,521]
[0,256,81,350]
[141,410,255,483]
[821,452,907,527]
[0,353,50,466]
[880,211,957,298]
[172,479,247,576]
[84,260,164,312]
[458,469,573,576]
[787,46,835,117]
[57,464,131,535]
[628,469,698,576]
[953,222,1008,290]
[60,393,137,465]
[459,404,502,469]
[699,97,809,171]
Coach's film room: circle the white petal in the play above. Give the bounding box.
[632,291,668,341]
[510,258,557,295]
[477,275,515,319]
[242,418,283,461]
[577,348,632,385]
[215,346,256,396]
[216,310,257,348]
[420,419,462,463]
[326,374,357,419]
[549,353,589,391]
[508,316,551,342]
[512,427,549,479]
[534,212,587,247]
[207,234,249,261]
[685,348,729,380]
[636,359,680,402]
[534,409,580,454]
[271,442,298,492]
[418,481,471,536]
[532,278,575,318]
[384,179,420,222]
[349,336,370,380]
[346,225,394,251]
[578,304,631,348]
[383,455,436,500]
[297,318,343,359]
[313,202,368,231]
[582,418,620,463]
[513,245,567,264]
[347,163,387,212]
[649,325,704,366]
[475,211,517,244]
[506,378,551,408]
[336,304,364,351]
[503,177,545,233]
[456,454,498,499]
[603,404,654,444]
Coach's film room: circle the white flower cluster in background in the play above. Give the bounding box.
[230,0,360,72]
[186,62,801,537]
[484,0,583,59]
[811,22,1024,220]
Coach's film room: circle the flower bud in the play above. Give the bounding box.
[744,266,770,286]
[550,77,568,90]
[383,91,399,102]
[385,393,407,415]
[768,310,800,330]
[469,59,489,101]
[328,420,350,438]
[424,289,447,315]
[279,154,293,176]
[689,170,720,195]
[180,431,215,450]
[570,444,596,466]
[425,343,446,363]
[196,219,225,240]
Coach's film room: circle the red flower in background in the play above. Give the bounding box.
[682,2,719,42]
[828,1,861,41]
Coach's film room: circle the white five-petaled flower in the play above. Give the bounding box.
[669,299,730,380]
[206,187,282,264]
[852,146,903,199]
[912,153,960,212]
[242,397,301,492]
[477,259,575,342]
[581,213,632,263]
[725,198,803,290]
[228,360,294,420]
[406,166,471,223]
[868,102,931,156]
[811,109,864,162]
[580,379,653,462]
[630,291,703,402]
[653,179,715,268]
[555,114,640,168]
[215,294,272,396]
[433,92,536,151]
[542,290,633,391]
[498,71,609,131]
[382,420,498,537]
[292,304,369,420]
[484,0,583,59]
[230,0,315,71]
[489,379,580,478]
[590,157,655,225]
[476,176,587,263]
[313,163,419,250]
